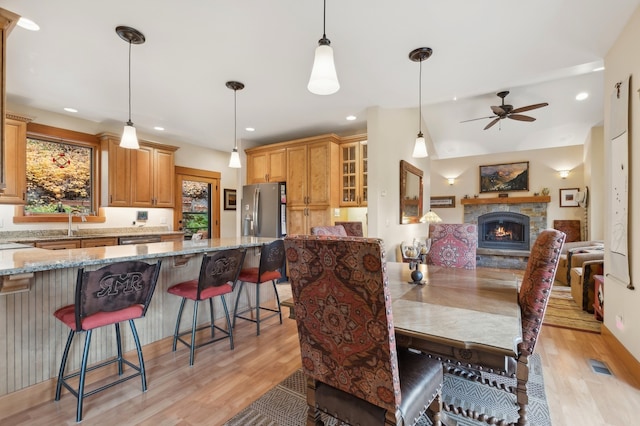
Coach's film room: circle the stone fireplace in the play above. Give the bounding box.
[462,196,550,269]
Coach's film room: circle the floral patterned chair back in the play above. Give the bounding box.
[518,229,566,357]
[334,221,364,237]
[310,225,348,236]
[426,223,478,269]
[284,235,400,412]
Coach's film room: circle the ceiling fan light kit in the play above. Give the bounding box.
[461,90,549,130]
[227,81,245,169]
[116,26,145,149]
[409,47,433,158]
[308,0,339,95]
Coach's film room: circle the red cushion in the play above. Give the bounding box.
[238,267,282,284]
[167,279,233,300]
[54,304,144,331]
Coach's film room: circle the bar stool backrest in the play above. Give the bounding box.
[75,260,162,331]
[257,240,285,282]
[196,249,246,299]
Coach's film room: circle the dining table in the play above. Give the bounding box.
[387,261,530,426]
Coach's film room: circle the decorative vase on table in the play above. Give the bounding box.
[401,238,431,284]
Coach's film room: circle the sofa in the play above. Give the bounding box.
[556,240,604,286]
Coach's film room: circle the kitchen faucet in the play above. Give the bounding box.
[68,209,87,236]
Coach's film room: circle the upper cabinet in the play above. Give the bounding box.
[0,113,30,204]
[246,147,287,183]
[100,134,178,207]
[339,134,367,207]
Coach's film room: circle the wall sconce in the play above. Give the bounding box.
[447,178,455,185]
[559,170,570,179]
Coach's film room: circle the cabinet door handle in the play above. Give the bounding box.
[110,195,112,204]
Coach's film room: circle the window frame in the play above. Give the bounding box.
[13,123,105,224]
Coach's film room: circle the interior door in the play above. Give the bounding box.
[174,166,221,239]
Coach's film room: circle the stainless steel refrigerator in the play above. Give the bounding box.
[241,182,287,238]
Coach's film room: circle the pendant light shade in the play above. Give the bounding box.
[409,47,433,158]
[420,210,442,224]
[308,0,339,95]
[116,26,145,150]
[226,81,245,169]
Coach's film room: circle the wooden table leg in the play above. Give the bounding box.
[516,356,530,425]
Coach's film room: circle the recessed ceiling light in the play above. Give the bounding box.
[346,115,356,121]
[17,17,39,31]
[245,127,255,132]
[63,107,78,113]
[453,96,457,101]
[576,92,589,101]
[153,126,165,131]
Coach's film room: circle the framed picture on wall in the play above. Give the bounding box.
[479,161,529,193]
[430,195,456,208]
[559,187,580,207]
[224,189,236,210]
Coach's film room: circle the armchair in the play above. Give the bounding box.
[555,240,603,286]
[570,259,604,312]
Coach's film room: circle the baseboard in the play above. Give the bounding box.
[601,324,640,385]
[0,336,172,419]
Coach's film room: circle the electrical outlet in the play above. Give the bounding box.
[616,314,624,330]
[333,208,340,217]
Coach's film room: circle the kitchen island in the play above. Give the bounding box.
[0,236,277,398]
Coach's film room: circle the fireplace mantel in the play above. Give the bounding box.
[461,195,550,205]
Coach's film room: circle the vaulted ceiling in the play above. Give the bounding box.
[1,0,637,159]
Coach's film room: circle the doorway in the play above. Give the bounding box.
[174,166,221,239]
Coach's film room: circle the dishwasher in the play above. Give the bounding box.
[118,235,162,245]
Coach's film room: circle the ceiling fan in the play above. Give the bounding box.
[461,91,549,130]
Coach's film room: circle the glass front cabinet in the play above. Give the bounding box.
[339,135,367,207]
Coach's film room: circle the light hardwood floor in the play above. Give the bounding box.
[0,314,639,425]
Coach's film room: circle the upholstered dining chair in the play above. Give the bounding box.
[426,223,478,269]
[232,239,285,336]
[444,229,565,424]
[334,220,364,236]
[284,235,443,426]
[54,260,162,422]
[167,248,246,366]
[310,224,348,236]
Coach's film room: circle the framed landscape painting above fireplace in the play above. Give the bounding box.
[479,161,529,193]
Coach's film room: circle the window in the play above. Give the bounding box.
[25,137,94,214]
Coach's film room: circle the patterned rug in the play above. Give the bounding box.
[544,284,601,333]
[224,354,550,426]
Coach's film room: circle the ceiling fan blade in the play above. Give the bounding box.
[511,102,549,114]
[508,114,536,122]
[491,106,505,115]
[484,118,500,130]
[460,115,496,123]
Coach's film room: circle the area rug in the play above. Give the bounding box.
[224,354,550,426]
[544,284,601,333]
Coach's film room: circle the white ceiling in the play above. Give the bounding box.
[1,0,637,159]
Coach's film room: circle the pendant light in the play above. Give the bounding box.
[409,47,433,158]
[226,81,244,168]
[116,26,145,149]
[308,0,339,95]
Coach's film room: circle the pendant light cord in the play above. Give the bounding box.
[322,0,327,38]
[127,40,133,125]
[418,59,422,134]
[234,88,238,150]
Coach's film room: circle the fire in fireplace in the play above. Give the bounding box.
[478,212,530,250]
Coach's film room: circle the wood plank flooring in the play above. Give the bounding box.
[0,313,639,425]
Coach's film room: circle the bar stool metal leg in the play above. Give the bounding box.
[55,330,75,401]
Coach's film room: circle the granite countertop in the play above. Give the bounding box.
[0,236,275,276]
[0,227,184,244]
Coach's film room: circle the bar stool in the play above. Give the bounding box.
[167,248,246,366]
[54,260,162,422]
[232,239,285,336]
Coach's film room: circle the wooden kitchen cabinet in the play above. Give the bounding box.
[339,134,367,207]
[36,239,81,250]
[286,135,339,235]
[81,237,118,248]
[100,133,177,207]
[0,114,30,204]
[246,147,287,183]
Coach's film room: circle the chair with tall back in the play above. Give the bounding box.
[426,223,477,269]
[167,248,246,366]
[310,224,348,236]
[232,239,285,336]
[334,220,364,236]
[54,260,162,422]
[444,229,565,423]
[284,234,443,426]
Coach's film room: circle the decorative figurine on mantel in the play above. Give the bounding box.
[401,238,432,284]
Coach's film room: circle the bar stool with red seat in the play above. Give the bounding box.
[232,239,285,336]
[167,248,246,366]
[54,260,162,422]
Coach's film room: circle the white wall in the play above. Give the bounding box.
[367,106,432,261]
[585,126,605,240]
[603,4,640,361]
[2,104,239,236]
[430,145,588,228]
